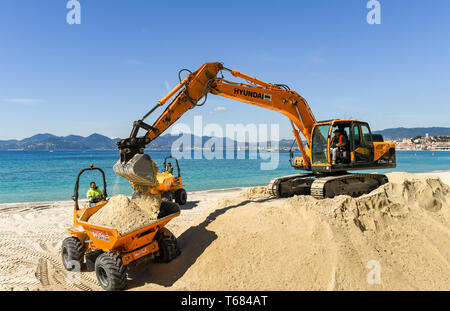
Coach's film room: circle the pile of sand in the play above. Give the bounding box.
[163,172,450,290]
[88,194,161,235]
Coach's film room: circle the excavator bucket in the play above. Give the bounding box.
[113,153,158,186]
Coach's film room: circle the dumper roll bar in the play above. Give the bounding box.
[163,155,181,177]
[72,164,107,210]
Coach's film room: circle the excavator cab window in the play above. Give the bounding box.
[353,125,361,148]
[311,124,331,164]
[330,123,351,164]
[353,123,374,163]
[361,124,372,146]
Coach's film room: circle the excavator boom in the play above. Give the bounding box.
[115,62,317,186]
[114,62,395,199]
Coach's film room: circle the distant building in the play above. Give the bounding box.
[395,134,450,151]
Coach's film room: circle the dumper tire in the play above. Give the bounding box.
[61,237,85,271]
[95,252,127,291]
[174,188,187,205]
[155,228,181,263]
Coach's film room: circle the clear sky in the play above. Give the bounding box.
[1,0,449,140]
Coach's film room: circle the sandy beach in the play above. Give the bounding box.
[0,171,449,291]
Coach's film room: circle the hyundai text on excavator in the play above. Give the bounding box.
[113,62,396,199]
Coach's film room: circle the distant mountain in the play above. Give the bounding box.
[278,139,296,148]
[262,128,450,144]
[373,127,450,139]
[0,133,121,150]
[21,133,56,144]
[2,127,448,150]
[0,133,286,151]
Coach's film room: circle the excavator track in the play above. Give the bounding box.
[268,173,316,198]
[310,173,388,199]
[268,173,388,199]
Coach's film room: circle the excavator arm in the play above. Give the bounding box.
[114,62,317,186]
[116,62,223,163]
[211,72,316,166]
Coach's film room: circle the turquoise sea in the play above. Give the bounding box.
[0,150,449,204]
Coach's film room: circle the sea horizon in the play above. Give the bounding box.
[1,149,450,204]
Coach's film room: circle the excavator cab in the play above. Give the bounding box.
[306,120,396,173]
[282,120,395,199]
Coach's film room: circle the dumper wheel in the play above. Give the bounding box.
[61,237,85,271]
[155,228,181,263]
[174,188,187,205]
[95,252,127,291]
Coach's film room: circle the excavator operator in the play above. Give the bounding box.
[330,127,349,165]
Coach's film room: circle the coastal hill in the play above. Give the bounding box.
[0,133,241,151]
[1,127,449,150]
[373,127,450,140]
[0,133,121,150]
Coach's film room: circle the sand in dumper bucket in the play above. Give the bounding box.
[88,194,162,236]
[113,153,158,185]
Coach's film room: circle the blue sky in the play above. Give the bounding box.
[0,0,449,140]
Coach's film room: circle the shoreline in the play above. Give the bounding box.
[0,187,246,207]
[1,169,449,206]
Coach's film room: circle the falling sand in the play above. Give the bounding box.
[88,194,161,236]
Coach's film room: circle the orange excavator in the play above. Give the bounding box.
[114,62,396,199]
